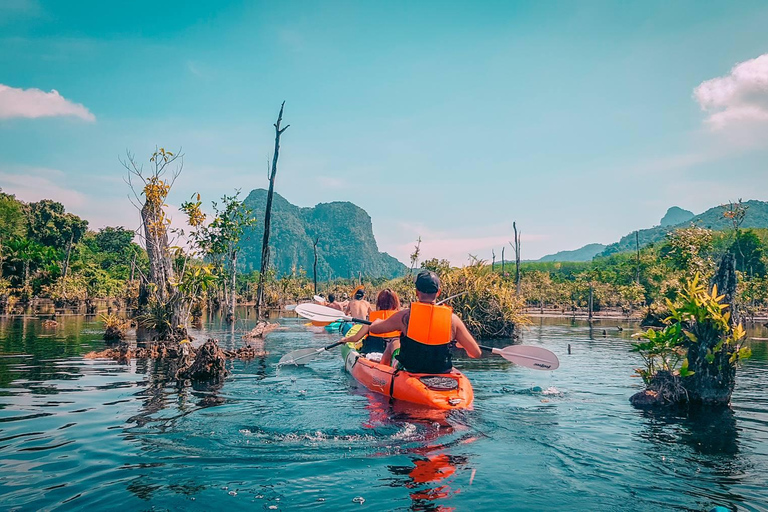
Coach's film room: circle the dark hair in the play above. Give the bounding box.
[328,293,336,303]
[376,288,400,311]
[354,289,365,300]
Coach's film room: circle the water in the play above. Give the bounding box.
[1,313,767,511]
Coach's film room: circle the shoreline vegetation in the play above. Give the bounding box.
[3,191,768,332]
[1,106,766,405]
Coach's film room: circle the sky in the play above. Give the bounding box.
[2,0,768,265]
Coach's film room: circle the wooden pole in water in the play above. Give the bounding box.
[588,285,594,321]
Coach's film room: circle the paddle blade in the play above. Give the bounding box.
[313,295,324,303]
[493,345,559,371]
[295,303,350,323]
[278,347,322,365]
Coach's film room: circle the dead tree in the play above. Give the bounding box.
[501,246,505,275]
[635,230,641,285]
[312,236,319,294]
[256,102,289,317]
[492,249,496,272]
[122,148,187,340]
[511,221,521,294]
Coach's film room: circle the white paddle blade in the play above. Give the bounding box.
[313,295,325,303]
[493,345,559,371]
[294,303,350,322]
[278,347,322,365]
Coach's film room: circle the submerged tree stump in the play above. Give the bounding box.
[242,321,279,339]
[630,253,741,408]
[176,339,229,382]
[683,253,738,406]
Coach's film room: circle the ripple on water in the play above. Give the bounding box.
[0,315,767,511]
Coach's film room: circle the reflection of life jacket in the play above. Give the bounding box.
[362,309,400,354]
[397,302,453,374]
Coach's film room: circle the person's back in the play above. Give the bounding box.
[346,288,372,319]
[326,293,343,311]
[397,301,454,373]
[370,271,482,373]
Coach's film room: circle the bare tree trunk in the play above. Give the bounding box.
[512,221,521,294]
[227,252,237,323]
[141,202,174,302]
[60,233,74,298]
[256,101,289,318]
[635,230,640,285]
[130,252,136,282]
[501,246,505,275]
[313,236,319,294]
[492,249,496,272]
[588,285,594,321]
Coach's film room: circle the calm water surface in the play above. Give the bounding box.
[1,312,767,511]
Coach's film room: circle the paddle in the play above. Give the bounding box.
[294,303,371,325]
[278,339,348,366]
[291,303,559,371]
[479,345,559,371]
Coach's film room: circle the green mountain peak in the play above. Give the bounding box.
[239,189,406,279]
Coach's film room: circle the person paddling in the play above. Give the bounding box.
[341,289,401,355]
[371,270,482,373]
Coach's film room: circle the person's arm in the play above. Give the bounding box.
[370,309,406,335]
[341,324,370,344]
[452,314,482,358]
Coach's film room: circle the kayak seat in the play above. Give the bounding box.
[418,376,459,391]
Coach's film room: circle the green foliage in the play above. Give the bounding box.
[631,274,750,384]
[0,190,27,241]
[730,230,766,276]
[26,199,88,250]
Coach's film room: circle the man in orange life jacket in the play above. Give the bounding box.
[370,270,482,374]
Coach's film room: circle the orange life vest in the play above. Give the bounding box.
[405,302,453,346]
[369,309,401,338]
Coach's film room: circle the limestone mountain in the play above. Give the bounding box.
[659,206,694,227]
[537,243,607,262]
[598,200,768,257]
[238,189,406,279]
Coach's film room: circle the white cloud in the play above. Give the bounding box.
[0,84,95,121]
[694,53,768,129]
[0,167,88,207]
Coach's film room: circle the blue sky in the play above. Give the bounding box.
[2,0,768,264]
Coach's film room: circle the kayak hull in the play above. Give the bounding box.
[341,343,474,410]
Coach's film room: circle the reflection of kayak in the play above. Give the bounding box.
[341,343,474,410]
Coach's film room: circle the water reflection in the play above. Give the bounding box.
[638,406,739,456]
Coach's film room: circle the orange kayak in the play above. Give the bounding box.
[341,343,474,410]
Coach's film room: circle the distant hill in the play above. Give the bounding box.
[660,206,694,227]
[598,200,768,257]
[537,243,607,262]
[238,189,406,279]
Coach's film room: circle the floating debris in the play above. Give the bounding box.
[352,496,365,504]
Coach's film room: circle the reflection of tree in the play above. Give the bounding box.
[638,406,739,457]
